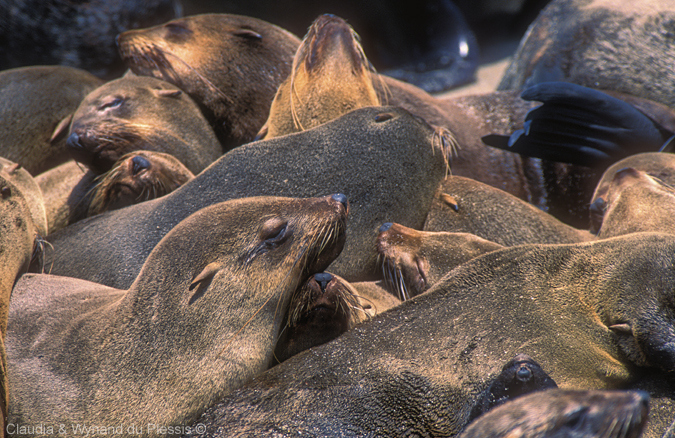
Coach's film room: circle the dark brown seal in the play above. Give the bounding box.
[0,66,103,175]
[423,176,595,245]
[41,106,449,287]
[186,232,675,437]
[468,354,558,423]
[66,73,222,175]
[75,150,195,221]
[460,389,649,438]
[7,194,348,436]
[498,0,675,110]
[37,151,194,234]
[117,14,302,149]
[273,272,362,365]
[376,222,502,299]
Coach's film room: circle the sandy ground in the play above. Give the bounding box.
[437,38,521,98]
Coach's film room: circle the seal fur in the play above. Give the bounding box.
[8,194,347,435]
[66,73,221,175]
[117,14,301,149]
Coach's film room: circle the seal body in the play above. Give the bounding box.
[423,176,595,245]
[499,0,675,110]
[8,194,348,436]
[42,106,449,287]
[117,14,301,149]
[67,74,222,175]
[186,232,675,437]
[0,66,103,175]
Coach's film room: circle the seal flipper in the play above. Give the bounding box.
[482,82,672,167]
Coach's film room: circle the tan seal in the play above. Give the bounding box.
[0,66,103,175]
[8,194,348,436]
[66,73,222,175]
[117,14,301,149]
[0,158,46,433]
[589,152,675,236]
[460,389,649,438]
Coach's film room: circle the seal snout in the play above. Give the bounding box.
[331,193,349,214]
[313,272,334,292]
[131,155,151,176]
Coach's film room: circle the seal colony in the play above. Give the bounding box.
[4,3,675,437]
[7,194,348,435]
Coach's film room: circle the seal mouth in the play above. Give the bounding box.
[302,14,369,74]
[67,126,147,174]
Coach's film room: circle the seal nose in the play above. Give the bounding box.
[516,365,533,382]
[313,272,333,292]
[66,132,83,150]
[331,193,349,210]
[379,222,393,233]
[131,155,151,175]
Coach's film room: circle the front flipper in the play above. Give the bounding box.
[482,82,673,167]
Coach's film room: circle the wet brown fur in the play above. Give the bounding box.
[117,14,301,150]
[68,73,222,175]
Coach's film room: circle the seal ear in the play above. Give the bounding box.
[253,123,268,141]
[188,262,222,304]
[154,89,182,99]
[233,28,263,40]
[440,193,459,212]
[50,114,73,145]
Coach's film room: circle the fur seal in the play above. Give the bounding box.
[460,389,649,438]
[186,232,675,437]
[589,152,675,235]
[273,273,364,365]
[0,158,45,432]
[117,14,302,149]
[66,73,222,175]
[377,222,503,299]
[37,151,194,234]
[0,66,103,175]
[0,0,181,79]
[498,0,675,110]
[468,354,558,422]
[592,167,675,239]
[423,176,595,245]
[41,106,449,287]
[7,194,348,435]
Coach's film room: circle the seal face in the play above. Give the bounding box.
[261,14,382,139]
[273,272,365,365]
[460,389,649,438]
[8,194,348,434]
[67,74,222,175]
[590,152,675,236]
[117,14,302,149]
[468,354,558,422]
[75,150,194,221]
[376,222,502,300]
